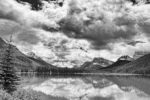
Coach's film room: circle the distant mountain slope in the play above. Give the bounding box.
[81,57,113,70]
[27,52,43,60]
[133,51,150,59]
[0,37,55,71]
[101,55,133,72]
[115,54,150,74]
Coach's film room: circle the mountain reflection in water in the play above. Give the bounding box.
[21,75,150,100]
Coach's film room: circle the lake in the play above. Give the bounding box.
[20,74,150,100]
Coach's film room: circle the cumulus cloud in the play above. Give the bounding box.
[0,0,59,31]
[1,0,150,67]
[0,0,94,67]
[0,19,41,44]
[58,0,140,49]
[0,0,60,45]
[41,32,91,67]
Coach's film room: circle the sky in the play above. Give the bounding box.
[0,0,150,67]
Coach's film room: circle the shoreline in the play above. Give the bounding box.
[17,72,150,76]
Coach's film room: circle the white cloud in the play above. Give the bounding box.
[1,0,150,67]
[24,78,150,100]
[0,0,58,28]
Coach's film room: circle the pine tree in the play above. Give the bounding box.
[1,37,20,94]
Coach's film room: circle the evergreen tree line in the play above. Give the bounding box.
[35,67,85,75]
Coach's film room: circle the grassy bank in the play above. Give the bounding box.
[0,89,41,100]
[0,89,68,100]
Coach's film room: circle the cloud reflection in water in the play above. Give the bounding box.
[24,77,150,100]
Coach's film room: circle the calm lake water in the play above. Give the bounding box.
[20,74,150,100]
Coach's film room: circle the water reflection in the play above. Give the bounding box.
[21,75,150,100]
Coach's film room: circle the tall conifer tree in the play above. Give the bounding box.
[1,34,19,94]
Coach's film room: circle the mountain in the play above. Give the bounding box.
[27,52,43,61]
[133,51,150,59]
[81,57,113,70]
[101,55,133,72]
[0,38,6,48]
[0,37,56,71]
[115,54,150,74]
[118,55,134,61]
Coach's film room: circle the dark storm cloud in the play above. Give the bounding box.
[114,16,136,26]
[59,15,137,49]
[59,16,84,38]
[57,0,141,49]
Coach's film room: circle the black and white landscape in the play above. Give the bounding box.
[0,0,150,100]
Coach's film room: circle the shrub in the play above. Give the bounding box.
[13,89,41,100]
[0,89,19,100]
[0,89,41,100]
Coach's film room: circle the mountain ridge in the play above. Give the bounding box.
[0,37,56,71]
[100,55,133,72]
[1,36,150,74]
[81,57,114,70]
[115,53,150,74]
